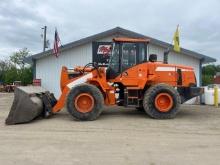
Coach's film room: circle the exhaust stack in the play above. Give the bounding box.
[163,48,170,64]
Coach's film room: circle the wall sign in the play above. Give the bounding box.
[92,42,113,66]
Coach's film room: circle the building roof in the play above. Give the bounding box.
[113,37,150,43]
[25,27,216,64]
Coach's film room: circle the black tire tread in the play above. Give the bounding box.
[143,83,181,119]
[67,83,104,121]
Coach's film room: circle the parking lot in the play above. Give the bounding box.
[0,93,220,165]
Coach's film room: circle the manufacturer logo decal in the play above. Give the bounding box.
[97,45,112,55]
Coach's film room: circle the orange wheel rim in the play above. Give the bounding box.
[154,93,173,112]
[74,93,94,113]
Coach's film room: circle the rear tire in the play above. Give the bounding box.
[67,83,104,121]
[143,83,181,119]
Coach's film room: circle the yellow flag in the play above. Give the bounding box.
[173,25,180,52]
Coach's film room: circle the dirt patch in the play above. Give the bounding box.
[0,93,220,165]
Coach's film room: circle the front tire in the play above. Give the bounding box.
[143,83,181,119]
[67,83,104,121]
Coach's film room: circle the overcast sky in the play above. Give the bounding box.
[0,0,219,63]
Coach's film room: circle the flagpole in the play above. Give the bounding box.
[163,24,179,64]
[42,26,47,52]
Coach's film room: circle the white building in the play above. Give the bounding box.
[26,27,216,98]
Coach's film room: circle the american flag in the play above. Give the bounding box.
[53,29,61,57]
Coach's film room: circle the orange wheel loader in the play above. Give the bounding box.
[5,37,204,124]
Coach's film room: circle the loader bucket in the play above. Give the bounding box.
[5,86,48,125]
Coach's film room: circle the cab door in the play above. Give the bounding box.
[120,43,139,86]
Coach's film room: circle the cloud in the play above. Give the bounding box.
[0,0,219,63]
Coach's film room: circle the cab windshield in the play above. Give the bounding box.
[108,43,120,73]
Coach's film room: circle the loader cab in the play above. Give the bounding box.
[106,38,150,79]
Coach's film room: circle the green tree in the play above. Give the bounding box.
[4,65,18,84]
[202,64,216,76]
[10,48,30,69]
[19,66,33,85]
[202,64,220,86]
[202,74,214,86]
[1,48,33,85]
[0,60,9,83]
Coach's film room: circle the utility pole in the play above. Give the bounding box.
[42,26,47,52]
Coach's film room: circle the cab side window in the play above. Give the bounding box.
[138,43,146,62]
